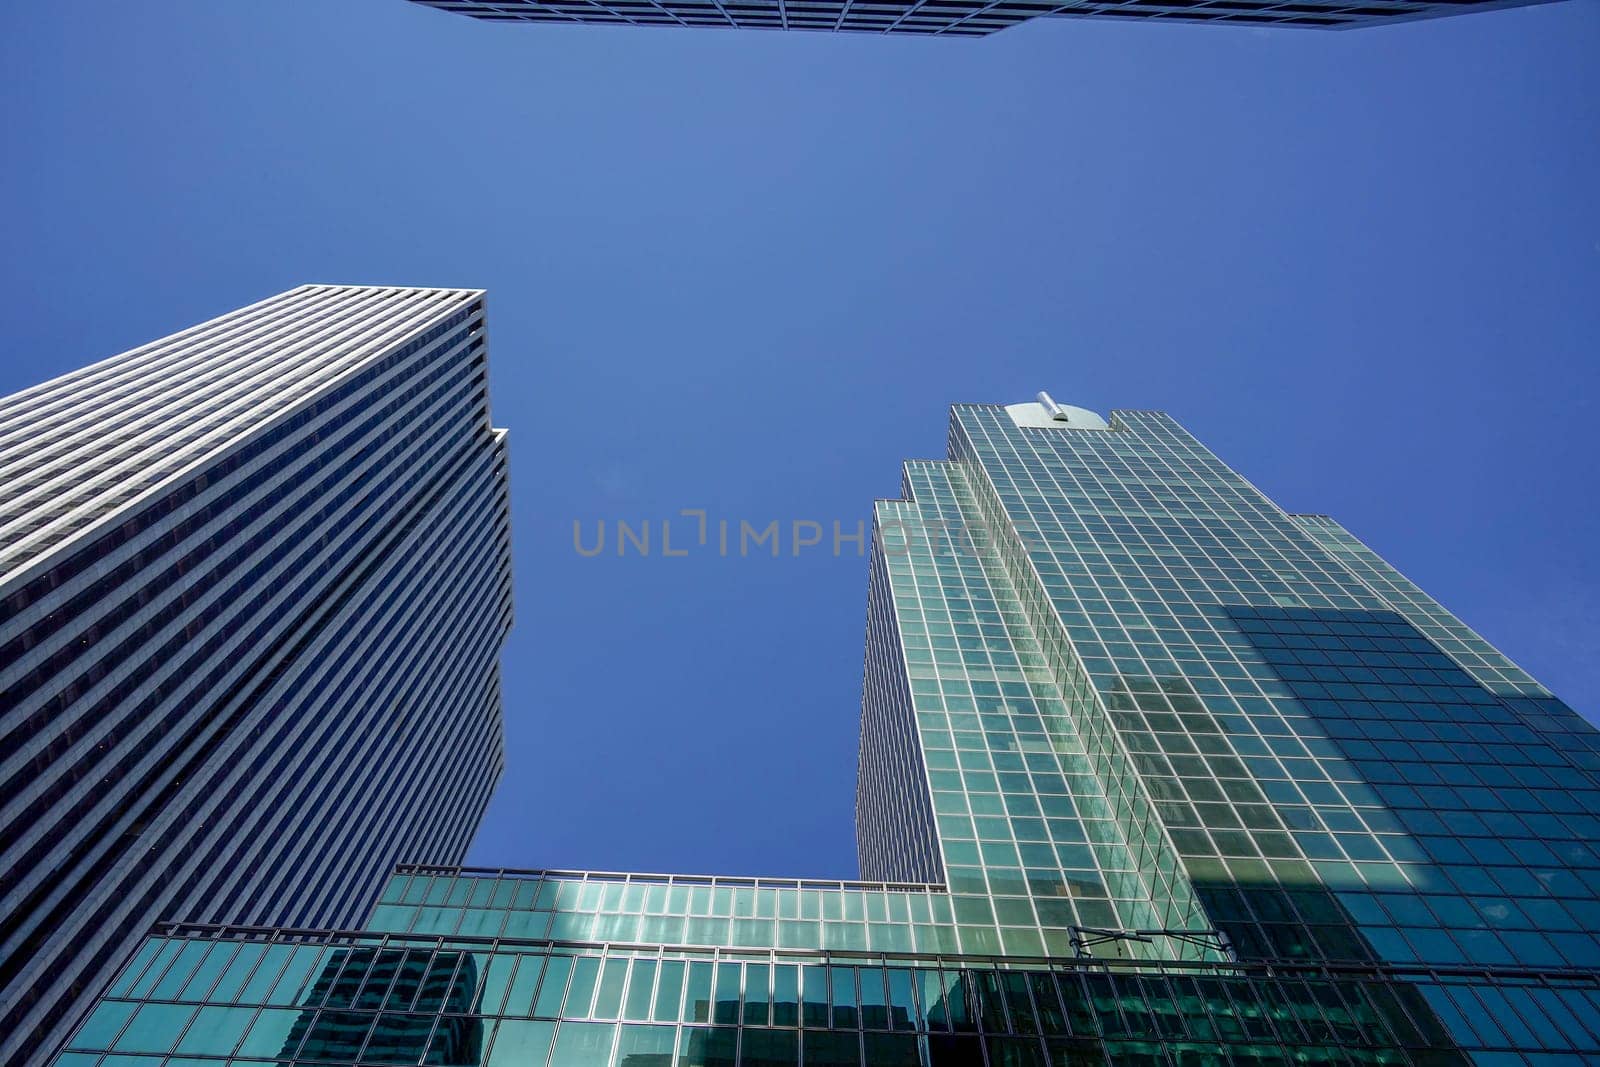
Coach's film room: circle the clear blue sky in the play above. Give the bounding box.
[2,0,1596,882]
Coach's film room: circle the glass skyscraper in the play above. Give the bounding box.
[407,0,1559,35]
[47,396,1600,1065]
[0,285,513,1067]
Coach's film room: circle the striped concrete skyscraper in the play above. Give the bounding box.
[0,285,513,1066]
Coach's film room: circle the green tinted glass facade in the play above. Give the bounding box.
[51,402,1600,1065]
[61,918,1600,1066]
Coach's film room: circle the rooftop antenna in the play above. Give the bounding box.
[1036,391,1072,422]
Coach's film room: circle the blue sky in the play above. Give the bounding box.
[2,0,1596,882]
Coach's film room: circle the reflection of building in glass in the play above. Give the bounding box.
[54,392,1600,1065]
[279,948,483,1064]
[0,285,512,1067]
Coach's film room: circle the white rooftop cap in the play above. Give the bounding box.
[1004,391,1110,430]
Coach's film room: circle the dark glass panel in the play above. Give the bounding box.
[973,971,1009,1033]
[919,970,950,1032]
[988,1035,1049,1067]
[677,1026,738,1067]
[829,967,859,1030]
[1100,1041,1169,1067]
[1003,972,1038,1034]
[862,1031,921,1065]
[887,969,918,1032]
[714,963,742,1025]
[801,1029,860,1067]
[859,968,889,1030]
[928,1033,986,1066]
[802,967,830,1029]
[742,1027,799,1067]
[947,972,977,1033]
[772,965,800,1028]
[1028,973,1067,1036]
[1165,1043,1231,1067]
[744,964,772,1027]
[1043,1037,1106,1067]
[1056,973,1096,1037]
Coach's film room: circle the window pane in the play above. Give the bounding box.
[802,1029,860,1067]
[1019,975,1061,1037]
[742,1027,799,1067]
[987,1035,1048,1067]
[918,970,949,1032]
[149,942,212,1000]
[928,1034,984,1066]
[773,965,800,1028]
[744,964,772,1027]
[829,967,858,1030]
[616,1023,677,1065]
[626,961,659,1022]
[429,1014,486,1065]
[859,969,889,1030]
[684,963,714,1024]
[364,1013,439,1064]
[863,1032,921,1066]
[677,1025,738,1067]
[947,973,976,1033]
[108,941,166,999]
[535,956,574,1018]
[973,972,1008,1032]
[480,954,518,1016]
[236,1008,298,1057]
[294,1010,374,1059]
[596,959,630,1020]
[69,1000,137,1051]
[113,1003,196,1054]
[802,967,829,1029]
[173,1006,253,1055]
[887,970,917,1032]
[565,957,602,1018]
[238,944,293,1005]
[549,1020,616,1067]
[177,943,237,1001]
[416,952,469,1015]
[487,1019,554,1067]
[1003,972,1037,1034]
[713,963,741,1025]
[506,956,546,1017]
[654,961,686,1023]
[266,946,327,1006]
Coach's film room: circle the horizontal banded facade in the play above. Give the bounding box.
[0,285,512,1067]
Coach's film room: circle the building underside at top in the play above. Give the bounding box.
[409,0,1561,35]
